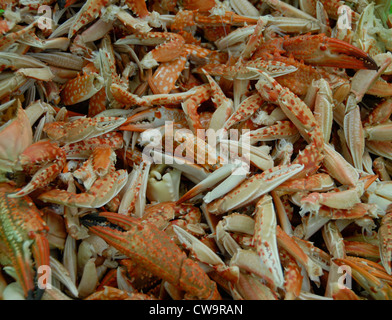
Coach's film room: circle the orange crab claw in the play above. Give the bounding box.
[81,212,221,300]
[282,34,378,70]
[124,0,150,18]
[120,106,187,132]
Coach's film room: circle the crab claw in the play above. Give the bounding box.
[0,183,50,300]
[81,212,221,300]
[120,107,187,132]
[206,164,304,215]
[283,34,378,70]
[39,169,128,208]
[43,116,126,144]
[9,141,67,198]
[334,257,392,300]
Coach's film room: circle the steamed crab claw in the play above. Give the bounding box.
[379,206,392,275]
[252,195,284,288]
[0,183,50,300]
[0,100,32,173]
[38,169,128,208]
[10,140,67,198]
[120,106,187,132]
[177,162,247,204]
[38,147,127,208]
[206,164,304,215]
[333,257,392,300]
[172,225,240,283]
[282,34,378,70]
[80,211,221,300]
[43,116,126,144]
[252,69,324,176]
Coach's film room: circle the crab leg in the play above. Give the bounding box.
[300,182,367,215]
[279,248,303,300]
[322,143,359,187]
[202,70,234,131]
[275,173,334,193]
[81,212,221,300]
[177,163,244,204]
[150,45,211,95]
[363,98,392,126]
[39,169,128,208]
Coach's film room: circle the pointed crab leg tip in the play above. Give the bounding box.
[360,174,378,190]
[176,194,193,205]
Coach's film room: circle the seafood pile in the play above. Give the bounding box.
[1,0,392,300]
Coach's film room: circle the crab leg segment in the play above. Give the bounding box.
[39,169,128,208]
[194,11,259,26]
[81,212,221,300]
[275,173,334,193]
[181,84,212,132]
[150,45,211,95]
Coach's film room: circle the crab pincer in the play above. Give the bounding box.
[0,183,50,300]
[81,211,221,300]
[282,34,378,70]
